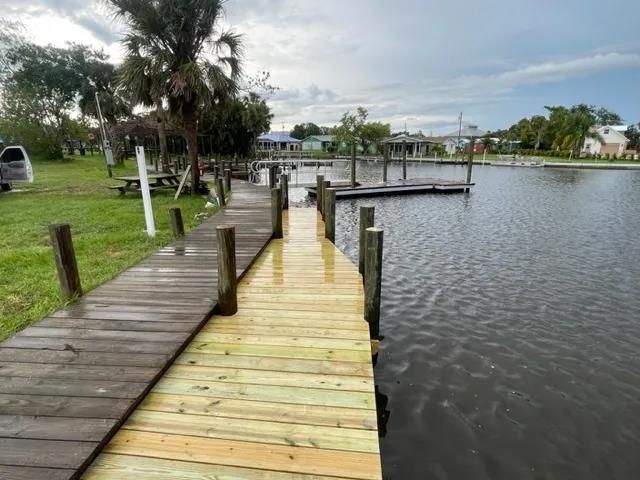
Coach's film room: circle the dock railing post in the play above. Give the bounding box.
[49,224,82,301]
[383,144,389,183]
[224,168,232,193]
[271,187,283,239]
[280,173,289,210]
[216,225,237,315]
[324,188,336,243]
[216,177,226,206]
[169,208,185,238]
[364,227,383,339]
[321,180,331,220]
[316,174,324,213]
[358,206,375,276]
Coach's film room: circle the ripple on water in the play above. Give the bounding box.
[329,164,640,480]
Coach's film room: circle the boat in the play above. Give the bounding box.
[492,155,545,168]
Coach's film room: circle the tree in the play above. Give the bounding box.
[111,0,243,194]
[595,107,623,126]
[359,122,390,154]
[334,107,368,147]
[290,123,322,140]
[626,124,640,152]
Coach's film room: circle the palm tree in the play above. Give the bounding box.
[117,53,171,172]
[110,0,243,193]
[556,105,603,157]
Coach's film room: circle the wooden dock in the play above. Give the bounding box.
[83,208,382,479]
[0,182,273,480]
[306,177,472,198]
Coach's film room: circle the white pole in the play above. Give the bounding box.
[135,146,156,238]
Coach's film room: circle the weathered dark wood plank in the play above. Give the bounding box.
[0,181,273,479]
[0,416,116,441]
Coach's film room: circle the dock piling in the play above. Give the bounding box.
[364,227,383,339]
[321,180,331,220]
[466,136,475,192]
[351,143,357,187]
[49,224,82,301]
[169,208,185,238]
[383,144,389,183]
[216,178,226,206]
[316,174,324,213]
[280,173,289,210]
[402,140,407,180]
[358,206,375,276]
[271,187,283,239]
[324,188,336,243]
[224,168,232,193]
[216,225,238,315]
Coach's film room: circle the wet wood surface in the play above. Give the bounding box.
[83,209,382,480]
[0,181,272,479]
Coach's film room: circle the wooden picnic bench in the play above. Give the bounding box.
[110,173,181,194]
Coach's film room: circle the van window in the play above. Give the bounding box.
[1,147,25,163]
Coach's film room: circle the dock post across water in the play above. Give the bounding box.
[83,207,382,479]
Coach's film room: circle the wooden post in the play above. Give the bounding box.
[216,225,237,315]
[350,143,356,187]
[364,227,383,338]
[466,136,475,192]
[271,187,283,239]
[169,208,185,238]
[321,180,331,220]
[280,173,289,210]
[358,206,375,275]
[402,140,407,180]
[217,177,226,206]
[316,174,324,213]
[383,144,389,183]
[224,168,232,193]
[49,224,82,301]
[324,188,336,243]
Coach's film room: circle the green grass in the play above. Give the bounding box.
[480,153,640,163]
[0,154,216,340]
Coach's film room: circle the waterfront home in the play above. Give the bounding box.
[256,132,301,152]
[381,133,436,158]
[301,134,337,152]
[440,125,487,154]
[582,126,629,156]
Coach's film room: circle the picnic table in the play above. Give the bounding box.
[110,173,181,194]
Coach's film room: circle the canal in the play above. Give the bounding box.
[291,162,640,479]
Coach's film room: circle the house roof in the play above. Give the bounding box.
[595,126,629,142]
[302,135,335,142]
[257,132,301,143]
[443,125,486,138]
[381,133,435,144]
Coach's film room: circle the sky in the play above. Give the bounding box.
[2,0,639,134]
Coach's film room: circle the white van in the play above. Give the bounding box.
[0,146,33,191]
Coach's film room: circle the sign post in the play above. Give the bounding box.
[135,146,156,238]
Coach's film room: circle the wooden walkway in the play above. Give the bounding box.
[306,177,472,198]
[83,209,382,480]
[0,182,272,480]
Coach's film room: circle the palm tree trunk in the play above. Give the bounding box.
[155,98,170,173]
[183,109,200,195]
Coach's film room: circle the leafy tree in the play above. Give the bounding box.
[111,0,244,194]
[625,124,640,151]
[290,123,322,140]
[359,122,390,154]
[595,107,623,126]
[334,107,368,148]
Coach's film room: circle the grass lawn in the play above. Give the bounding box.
[0,153,216,340]
[479,153,639,163]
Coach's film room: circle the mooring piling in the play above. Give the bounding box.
[351,143,357,187]
[383,144,389,183]
[316,174,324,213]
[358,206,375,276]
[321,180,331,220]
[49,224,82,301]
[402,140,407,180]
[324,188,337,243]
[216,225,238,316]
[364,227,383,339]
[280,173,289,210]
[271,187,283,238]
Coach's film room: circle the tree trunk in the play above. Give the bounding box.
[183,109,200,195]
[155,98,170,173]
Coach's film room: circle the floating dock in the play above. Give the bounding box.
[306,177,472,199]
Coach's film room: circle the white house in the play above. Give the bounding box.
[582,126,629,156]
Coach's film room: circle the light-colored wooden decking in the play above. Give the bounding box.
[83,208,382,480]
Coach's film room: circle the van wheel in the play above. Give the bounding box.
[1,183,12,191]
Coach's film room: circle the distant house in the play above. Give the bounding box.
[582,126,629,156]
[381,133,436,158]
[301,135,336,152]
[256,132,301,152]
[441,125,487,154]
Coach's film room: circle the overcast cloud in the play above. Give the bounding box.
[2,0,639,133]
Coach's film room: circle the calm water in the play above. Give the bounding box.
[290,162,640,480]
